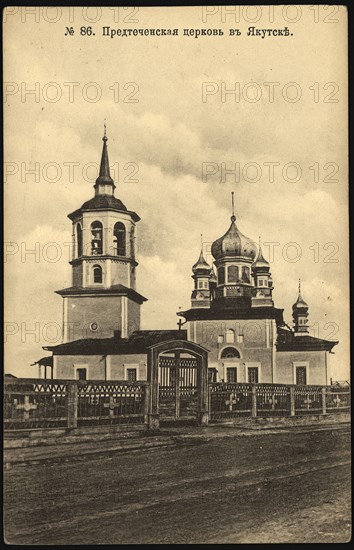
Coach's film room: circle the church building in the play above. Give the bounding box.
[38,131,338,386]
[177,199,337,386]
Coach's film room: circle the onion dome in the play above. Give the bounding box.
[192,250,211,274]
[211,215,257,261]
[252,239,270,269]
[292,279,309,310]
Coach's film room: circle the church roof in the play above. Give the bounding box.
[276,327,337,352]
[68,195,140,222]
[178,306,285,324]
[31,356,53,367]
[45,330,188,355]
[55,283,147,304]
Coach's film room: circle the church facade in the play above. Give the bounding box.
[40,132,337,385]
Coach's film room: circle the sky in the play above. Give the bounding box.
[4,6,349,380]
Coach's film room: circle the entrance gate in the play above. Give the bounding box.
[147,340,209,428]
[159,352,198,421]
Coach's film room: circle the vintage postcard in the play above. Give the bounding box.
[4,5,350,544]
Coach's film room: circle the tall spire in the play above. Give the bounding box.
[231,191,236,222]
[99,122,111,179]
[95,123,115,194]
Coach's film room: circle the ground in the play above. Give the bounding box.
[4,425,351,544]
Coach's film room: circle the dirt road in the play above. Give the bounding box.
[4,426,351,544]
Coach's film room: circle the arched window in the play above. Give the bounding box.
[93,265,102,284]
[221,347,240,359]
[77,224,83,257]
[130,226,135,257]
[218,267,225,285]
[228,265,239,283]
[242,266,250,283]
[226,329,235,343]
[91,221,103,255]
[113,222,126,256]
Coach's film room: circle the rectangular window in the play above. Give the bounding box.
[226,367,237,383]
[248,367,259,383]
[127,368,137,382]
[296,366,307,385]
[76,368,87,381]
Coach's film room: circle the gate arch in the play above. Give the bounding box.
[147,340,209,428]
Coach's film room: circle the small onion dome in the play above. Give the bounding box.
[252,245,270,269]
[192,250,211,274]
[211,216,257,261]
[292,293,309,310]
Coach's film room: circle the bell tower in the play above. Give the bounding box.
[56,126,147,342]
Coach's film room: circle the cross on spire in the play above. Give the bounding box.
[103,119,107,141]
[298,278,301,294]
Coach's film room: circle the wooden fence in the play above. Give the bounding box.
[4,378,150,430]
[4,378,350,430]
[209,382,351,420]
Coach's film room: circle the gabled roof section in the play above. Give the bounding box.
[44,330,188,356]
[276,327,338,352]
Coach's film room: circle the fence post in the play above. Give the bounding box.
[67,382,78,429]
[290,386,295,416]
[143,384,151,425]
[322,387,327,415]
[251,385,257,418]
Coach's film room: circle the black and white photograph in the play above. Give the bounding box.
[4,5,350,544]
